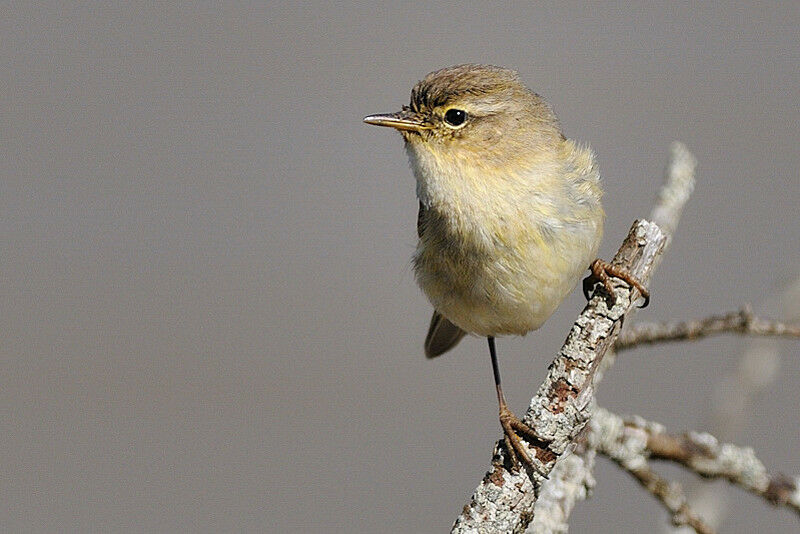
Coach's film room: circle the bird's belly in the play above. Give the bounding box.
[414,223,599,337]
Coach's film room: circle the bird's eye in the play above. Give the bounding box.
[443,109,467,127]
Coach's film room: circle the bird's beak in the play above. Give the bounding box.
[363,110,430,132]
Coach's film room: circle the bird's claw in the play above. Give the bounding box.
[583,258,650,308]
[498,405,553,476]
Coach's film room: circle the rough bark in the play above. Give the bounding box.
[452,222,666,533]
[451,142,799,533]
[452,142,696,533]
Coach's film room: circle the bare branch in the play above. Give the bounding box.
[593,142,696,387]
[528,434,596,533]
[587,408,715,534]
[622,462,716,534]
[588,407,800,523]
[532,142,699,531]
[452,223,666,533]
[454,150,699,532]
[650,141,697,241]
[452,143,697,533]
[662,276,800,532]
[615,306,800,351]
[647,431,800,516]
[542,142,697,530]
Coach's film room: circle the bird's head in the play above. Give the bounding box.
[364,64,564,172]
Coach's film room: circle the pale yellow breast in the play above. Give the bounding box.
[410,139,603,337]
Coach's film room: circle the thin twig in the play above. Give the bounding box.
[647,431,800,516]
[650,141,697,241]
[661,276,800,533]
[621,463,716,534]
[588,407,800,523]
[615,306,800,352]
[587,407,715,534]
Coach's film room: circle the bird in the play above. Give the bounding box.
[364,64,647,470]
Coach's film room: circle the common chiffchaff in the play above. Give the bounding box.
[365,64,647,469]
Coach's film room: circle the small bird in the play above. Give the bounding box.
[364,64,647,470]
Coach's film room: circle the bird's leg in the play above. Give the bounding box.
[583,258,650,308]
[488,337,552,473]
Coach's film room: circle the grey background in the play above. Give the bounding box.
[2,2,798,532]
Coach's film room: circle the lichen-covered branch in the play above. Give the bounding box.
[662,277,800,533]
[650,141,697,242]
[647,431,800,515]
[615,306,800,352]
[452,221,666,533]
[592,142,696,386]
[451,143,696,533]
[620,462,715,534]
[452,220,665,532]
[524,143,699,532]
[527,431,596,534]
[589,407,800,527]
[587,408,715,534]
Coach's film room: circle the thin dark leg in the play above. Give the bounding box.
[489,336,533,469]
[488,336,505,406]
[488,336,553,473]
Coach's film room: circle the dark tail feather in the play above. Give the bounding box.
[424,312,467,358]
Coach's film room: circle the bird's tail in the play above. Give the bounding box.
[424,311,466,358]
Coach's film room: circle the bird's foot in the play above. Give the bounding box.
[498,404,554,475]
[583,258,650,308]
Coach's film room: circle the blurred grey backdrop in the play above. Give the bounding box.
[2,2,798,532]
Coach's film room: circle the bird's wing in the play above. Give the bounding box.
[418,202,467,357]
[424,311,467,358]
[417,201,426,238]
